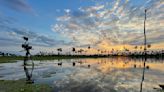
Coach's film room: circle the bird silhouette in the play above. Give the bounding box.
[23,36,28,41]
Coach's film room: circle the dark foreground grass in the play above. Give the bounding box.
[0,80,52,92]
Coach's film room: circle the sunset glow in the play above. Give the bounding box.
[0,0,163,54]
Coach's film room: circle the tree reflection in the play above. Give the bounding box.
[24,62,34,84]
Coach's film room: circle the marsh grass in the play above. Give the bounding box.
[0,55,109,63]
[0,79,52,92]
[0,56,23,63]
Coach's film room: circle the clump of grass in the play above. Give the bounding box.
[0,56,23,63]
[0,55,110,63]
[0,80,52,92]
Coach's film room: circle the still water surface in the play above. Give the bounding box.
[0,57,163,92]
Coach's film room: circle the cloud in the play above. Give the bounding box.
[0,14,67,47]
[79,5,104,12]
[0,0,36,14]
[64,9,71,13]
[51,0,164,48]
[9,28,67,47]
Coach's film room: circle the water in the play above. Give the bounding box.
[0,57,163,92]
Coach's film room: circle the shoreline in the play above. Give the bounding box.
[0,54,163,63]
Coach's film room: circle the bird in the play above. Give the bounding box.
[23,36,28,41]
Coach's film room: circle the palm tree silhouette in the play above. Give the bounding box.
[147,44,151,48]
[134,46,138,49]
[97,49,100,55]
[57,48,62,55]
[88,46,91,49]
[87,45,91,55]
[72,47,76,55]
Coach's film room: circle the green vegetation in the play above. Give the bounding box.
[0,80,52,92]
[0,53,163,63]
[0,56,23,63]
[0,55,110,63]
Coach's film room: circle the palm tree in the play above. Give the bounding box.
[79,49,84,55]
[124,47,129,52]
[72,47,76,55]
[147,44,151,48]
[134,46,138,55]
[111,48,114,55]
[134,46,138,49]
[57,48,62,55]
[97,49,100,56]
[2,53,4,56]
[88,46,91,49]
[101,51,103,54]
[87,45,91,55]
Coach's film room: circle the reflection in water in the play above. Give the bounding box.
[53,58,164,92]
[0,57,163,92]
[23,60,34,84]
[140,56,146,92]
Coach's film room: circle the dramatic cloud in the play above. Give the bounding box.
[0,14,66,47]
[52,0,164,48]
[0,0,163,54]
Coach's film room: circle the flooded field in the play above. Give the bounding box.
[0,57,164,92]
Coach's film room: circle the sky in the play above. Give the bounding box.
[0,0,163,54]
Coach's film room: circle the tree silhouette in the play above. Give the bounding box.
[88,46,91,49]
[72,47,76,55]
[2,53,4,56]
[147,44,151,48]
[57,48,62,55]
[134,46,138,49]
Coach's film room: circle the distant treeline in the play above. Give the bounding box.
[0,52,17,56]
[34,50,164,60]
[0,50,163,60]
